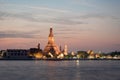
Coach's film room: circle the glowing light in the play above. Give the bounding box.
[76,60,80,66]
[34,52,43,59]
[57,53,64,59]
[48,52,54,58]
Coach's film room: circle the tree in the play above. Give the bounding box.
[77,51,88,59]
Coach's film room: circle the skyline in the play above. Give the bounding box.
[0,0,120,52]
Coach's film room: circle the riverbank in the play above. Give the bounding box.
[0,58,120,61]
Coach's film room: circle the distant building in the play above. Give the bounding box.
[87,50,95,59]
[29,48,39,53]
[0,50,6,58]
[5,49,29,59]
[28,43,43,59]
[63,45,68,55]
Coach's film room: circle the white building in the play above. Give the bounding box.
[6,49,29,59]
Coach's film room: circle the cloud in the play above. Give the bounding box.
[3,3,69,13]
[39,18,84,25]
[114,44,120,47]
[0,30,42,38]
[0,11,39,22]
[51,17,84,25]
[0,2,119,26]
[1,10,118,26]
[0,11,6,20]
[0,3,86,25]
[78,13,120,20]
[47,14,120,25]
[0,3,69,21]
[29,6,68,13]
[0,11,85,25]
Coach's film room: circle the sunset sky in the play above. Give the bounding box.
[0,0,120,52]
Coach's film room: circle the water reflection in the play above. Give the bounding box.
[76,60,80,66]
[34,60,39,64]
[0,60,120,80]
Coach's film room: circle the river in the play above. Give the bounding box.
[0,60,119,80]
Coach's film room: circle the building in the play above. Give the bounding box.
[44,28,60,57]
[63,44,68,55]
[5,49,29,59]
[0,50,6,58]
[28,43,43,59]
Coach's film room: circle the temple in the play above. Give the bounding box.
[44,28,60,57]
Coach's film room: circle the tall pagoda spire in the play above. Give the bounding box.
[44,28,60,57]
[49,28,53,37]
[48,28,54,44]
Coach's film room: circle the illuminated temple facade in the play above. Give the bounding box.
[44,28,60,57]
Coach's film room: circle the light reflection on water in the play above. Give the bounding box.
[0,60,120,80]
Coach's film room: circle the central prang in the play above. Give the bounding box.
[44,28,60,58]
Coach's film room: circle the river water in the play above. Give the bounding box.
[0,60,119,80]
